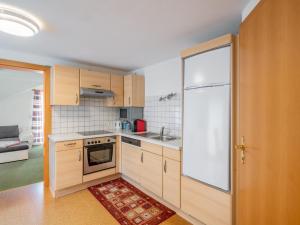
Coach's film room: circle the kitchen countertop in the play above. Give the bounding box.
[48,130,182,150]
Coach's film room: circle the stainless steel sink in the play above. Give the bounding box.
[133,132,158,138]
[134,132,178,142]
[150,135,178,141]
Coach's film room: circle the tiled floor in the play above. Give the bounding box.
[0,182,191,225]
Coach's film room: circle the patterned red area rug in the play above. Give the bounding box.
[89,178,175,225]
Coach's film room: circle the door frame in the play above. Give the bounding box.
[0,59,51,187]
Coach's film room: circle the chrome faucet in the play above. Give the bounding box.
[160,126,165,138]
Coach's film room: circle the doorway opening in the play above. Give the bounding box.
[0,59,51,191]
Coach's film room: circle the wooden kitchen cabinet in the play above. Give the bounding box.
[121,142,142,183]
[163,157,181,208]
[140,150,163,197]
[181,176,232,225]
[105,74,124,107]
[55,147,83,190]
[124,74,145,107]
[80,69,110,90]
[51,65,80,105]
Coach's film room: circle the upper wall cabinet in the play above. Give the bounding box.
[124,74,145,107]
[51,65,80,106]
[105,74,124,107]
[80,69,110,90]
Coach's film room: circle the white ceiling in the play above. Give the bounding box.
[0,0,249,71]
[0,69,43,100]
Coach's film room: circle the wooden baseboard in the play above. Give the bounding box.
[51,173,121,198]
[122,175,205,225]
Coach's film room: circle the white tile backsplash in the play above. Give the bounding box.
[52,97,120,134]
[144,93,182,137]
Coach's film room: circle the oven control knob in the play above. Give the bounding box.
[87,142,90,144]
[91,141,94,144]
[108,139,110,142]
[97,140,100,143]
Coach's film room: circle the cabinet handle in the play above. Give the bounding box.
[78,150,81,161]
[113,96,116,105]
[65,142,76,146]
[141,152,143,163]
[75,93,79,104]
[92,84,102,88]
[128,96,131,105]
[164,160,167,173]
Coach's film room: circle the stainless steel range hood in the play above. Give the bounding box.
[80,88,114,97]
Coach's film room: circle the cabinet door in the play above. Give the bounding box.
[106,74,124,107]
[55,148,83,190]
[132,75,145,107]
[80,69,110,90]
[52,65,80,105]
[121,143,142,183]
[163,157,181,208]
[123,75,132,106]
[141,151,162,197]
[124,74,145,107]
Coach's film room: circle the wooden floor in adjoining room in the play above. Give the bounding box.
[0,182,191,225]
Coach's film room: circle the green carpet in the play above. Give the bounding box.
[0,145,44,192]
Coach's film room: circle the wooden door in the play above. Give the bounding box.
[140,150,162,197]
[236,0,300,224]
[55,148,83,190]
[163,157,180,208]
[121,143,142,183]
[106,74,124,107]
[51,65,80,105]
[80,69,110,90]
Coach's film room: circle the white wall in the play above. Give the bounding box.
[242,0,261,21]
[134,57,182,97]
[0,90,34,130]
[0,69,43,131]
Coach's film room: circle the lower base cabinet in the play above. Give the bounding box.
[55,148,83,190]
[121,142,182,207]
[181,176,232,225]
[121,142,163,197]
[163,157,181,208]
[121,143,142,183]
[140,151,163,197]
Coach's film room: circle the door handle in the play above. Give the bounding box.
[75,93,79,104]
[235,136,247,164]
[78,150,81,161]
[164,160,167,173]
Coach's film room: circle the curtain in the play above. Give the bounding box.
[32,89,44,145]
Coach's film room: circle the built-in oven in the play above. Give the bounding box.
[83,136,116,175]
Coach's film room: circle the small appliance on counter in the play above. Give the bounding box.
[114,121,122,130]
[122,120,131,131]
[133,119,147,132]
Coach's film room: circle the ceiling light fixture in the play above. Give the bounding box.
[0,6,40,37]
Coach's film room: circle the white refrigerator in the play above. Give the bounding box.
[183,46,231,191]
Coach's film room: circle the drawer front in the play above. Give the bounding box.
[55,140,83,152]
[163,147,181,161]
[141,141,162,155]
